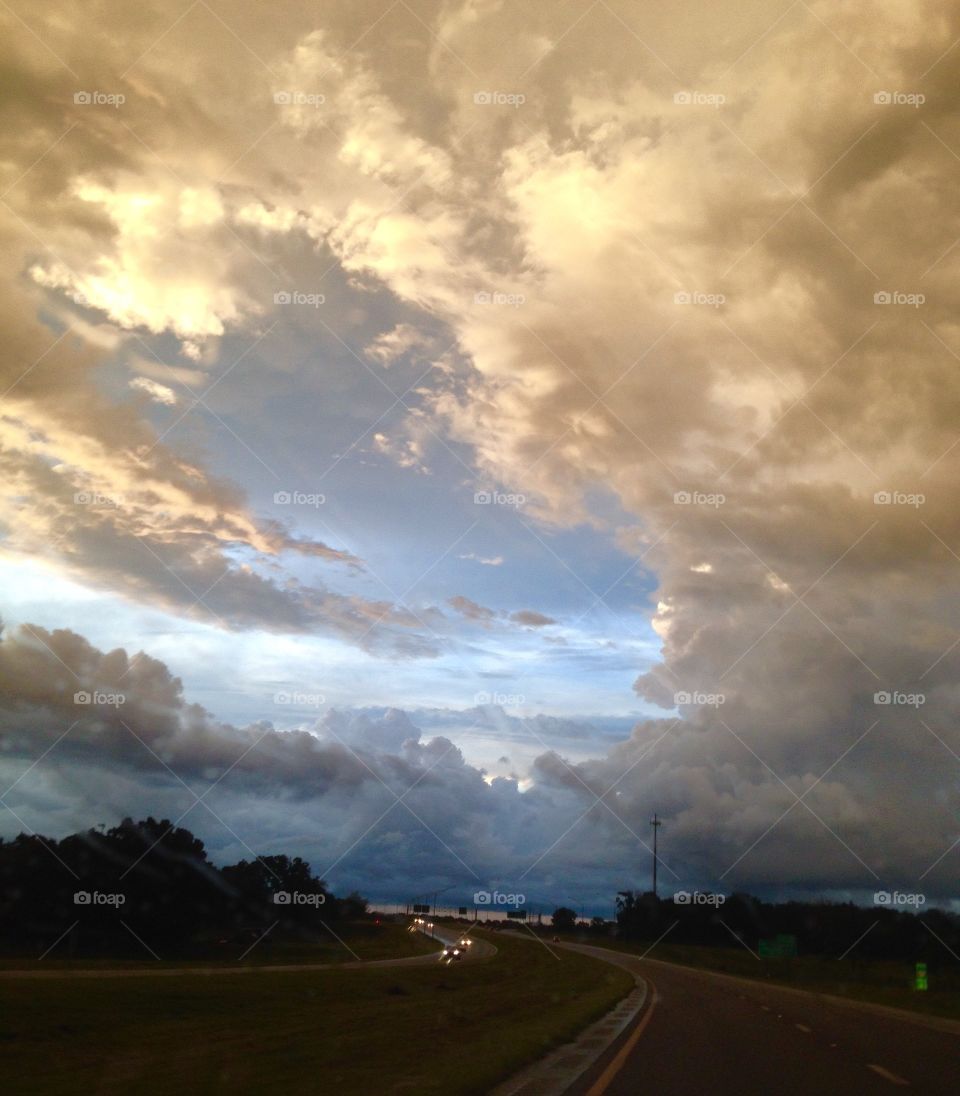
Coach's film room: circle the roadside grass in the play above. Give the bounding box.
[550,932,960,1022]
[0,922,436,970]
[0,929,633,1096]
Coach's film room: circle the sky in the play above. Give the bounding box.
[1,0,959,916]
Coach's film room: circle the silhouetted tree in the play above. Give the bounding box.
[0,820,365,959]
[551,907,577,931]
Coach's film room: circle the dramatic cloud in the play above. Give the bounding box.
[0,621,629,904]
[2,0,959,907]
[1,617,956,907]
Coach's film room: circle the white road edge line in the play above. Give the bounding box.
[867,1064,910,1086]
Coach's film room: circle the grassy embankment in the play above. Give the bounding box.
[0,927,634,1096]
[0,922,437,970]
[549,930,960,1021]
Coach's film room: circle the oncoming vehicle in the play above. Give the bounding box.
[457,938,473,948]
[440,946,462,964]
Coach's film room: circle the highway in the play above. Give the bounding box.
[561,943,960,1095]
[410,918,497,962]
[0,920,494,979]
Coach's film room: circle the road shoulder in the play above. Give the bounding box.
[489,941,648,1096]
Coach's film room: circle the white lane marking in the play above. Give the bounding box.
[795,1023,812,1033]
[867,1064,910,1086]
[761,1005,771,1011]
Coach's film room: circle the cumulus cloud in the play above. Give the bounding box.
[4,0,960,903]
[268,0,960,896]
[365,323,433,367]
[0,6,448,658]
[1,615,956,904]
[129,376,177,405]
[372,430,429,473]
[0,621,614,903]
[28,178,255,357]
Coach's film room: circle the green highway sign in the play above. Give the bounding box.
[758,934,798,958]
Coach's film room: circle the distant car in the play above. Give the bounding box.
[457,938,473,947]
[552,935,560,942]
[440,946,462,963]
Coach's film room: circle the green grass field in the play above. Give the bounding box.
[0,928,634,1096]
[548,931,960,1021]
[0,922,437,970]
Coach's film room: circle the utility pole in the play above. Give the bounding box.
[650,814,662,897]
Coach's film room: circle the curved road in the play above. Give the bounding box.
[0,921,494,979]
[412,921,496,962]
[561,943,960,1095]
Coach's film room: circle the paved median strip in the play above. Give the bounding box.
[490,970,648,1096]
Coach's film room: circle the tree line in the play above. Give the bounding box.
[0,817,369,958]
[550,889,960,965]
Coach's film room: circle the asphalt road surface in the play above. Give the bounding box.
[561,943,960,1095]
[413,922,496,962]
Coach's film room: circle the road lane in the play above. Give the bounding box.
[559,943,960,1095]
[411,921,496,962]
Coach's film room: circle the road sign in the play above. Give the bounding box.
[759,934,797,958]
[915,962,928,991]
[506,910,527,920]
[412,904,430,914]
[458,907,468,915]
